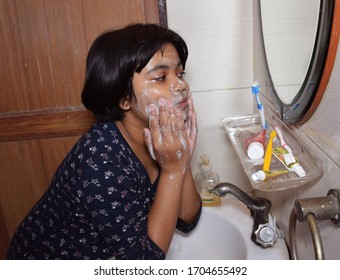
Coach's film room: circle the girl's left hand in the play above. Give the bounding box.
[184,97,198,159]
[144,98,195,173]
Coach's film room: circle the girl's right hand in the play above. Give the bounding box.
[144,99,191,174]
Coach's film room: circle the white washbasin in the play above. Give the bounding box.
[166,196,289,260]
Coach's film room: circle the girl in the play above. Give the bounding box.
[7,23,201,260]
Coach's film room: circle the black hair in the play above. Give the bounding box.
[81,23,188,121]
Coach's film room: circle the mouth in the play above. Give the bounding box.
[174,98,189,111]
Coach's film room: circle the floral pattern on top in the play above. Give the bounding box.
[7,121,200,260]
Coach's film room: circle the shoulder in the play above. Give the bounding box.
[87,121,120,145]
[76,121,121,157]
[70,122,142,172]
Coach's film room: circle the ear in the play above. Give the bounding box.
[119,99,131,111]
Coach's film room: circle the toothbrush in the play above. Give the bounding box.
[252,81,268,129]
[274,126,296,165]
[263,130,276,171]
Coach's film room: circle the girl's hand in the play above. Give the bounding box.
[144,99,191,174]
[184,97,198,158]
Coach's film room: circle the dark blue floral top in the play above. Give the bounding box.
[7,121,200,260]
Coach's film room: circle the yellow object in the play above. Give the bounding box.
[194,154,221,207]
[200,192,221,207]
[251,169,290,181]
[263,130,276,171]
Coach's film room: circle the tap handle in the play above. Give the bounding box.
[294,188,340,224]
[254,215,284,247]
[327,188,340,225]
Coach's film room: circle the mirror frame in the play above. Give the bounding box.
[158,0,168,27]
[258,0,340,124]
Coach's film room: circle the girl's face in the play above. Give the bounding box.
[129,43,190,124]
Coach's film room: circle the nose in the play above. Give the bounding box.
[171,76,187,95]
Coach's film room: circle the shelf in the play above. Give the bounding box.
[222,109,323,192]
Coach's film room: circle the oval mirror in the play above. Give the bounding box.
[258,0,339,124]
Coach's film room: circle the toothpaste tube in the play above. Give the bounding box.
[251,169,290,182]
[272,147,306,177]
[274,126,296,165]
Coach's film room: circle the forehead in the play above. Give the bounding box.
[147,44,181,66]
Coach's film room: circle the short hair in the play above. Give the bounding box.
[81,23,188,122]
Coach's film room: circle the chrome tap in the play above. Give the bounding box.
[210,182,283,247]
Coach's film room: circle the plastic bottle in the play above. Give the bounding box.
[194,154,221,207]
[244,129,266,160]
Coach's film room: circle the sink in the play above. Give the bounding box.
[166,196,289,260]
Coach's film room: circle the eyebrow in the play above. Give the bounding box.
[146,61,183,75]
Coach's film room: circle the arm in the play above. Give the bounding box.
[178,167,201,225]
[148,164,201,253]
[147,169,186,254]
[178,97,201,225]
[144,98,201,253]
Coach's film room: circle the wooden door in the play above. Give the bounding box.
[0,0,160,259]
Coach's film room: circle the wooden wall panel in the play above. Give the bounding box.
[40,136,81,182]
[82,0,147,46]
[14,0,88,109]
[0,141,49,236]
[1,0,160,114]
[0,109,95,142]
[0,0,160,260]
[0,0,31,112]
[0,203,9,260]
[0,135,81,253]
[0,203,9,259]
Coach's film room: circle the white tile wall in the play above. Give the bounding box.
[167,0,254,191]
[168,0,340,259]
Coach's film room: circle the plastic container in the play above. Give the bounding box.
[222,109,323,192]
[194,154,221,206]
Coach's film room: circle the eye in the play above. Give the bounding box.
[153,75,166,82]
[177,71,186,79]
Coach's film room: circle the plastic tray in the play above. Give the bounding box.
[222,110,323,192]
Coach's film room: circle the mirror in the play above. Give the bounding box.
[261,0,320,105]
[258,0,337,124]
[158,0,339,125]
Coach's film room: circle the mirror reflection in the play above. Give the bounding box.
[259,0,335,124]
[260,0,320,104]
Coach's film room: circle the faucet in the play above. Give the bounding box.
[210,182,283,247]
[289,188,340,260]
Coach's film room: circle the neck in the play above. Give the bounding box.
[116,118,147,150]
[116,117,159,183]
